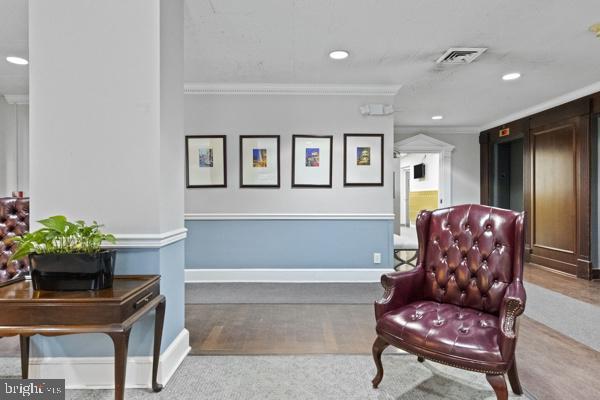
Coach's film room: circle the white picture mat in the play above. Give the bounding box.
[241,137,279,185]
[345,136,382,184]
[187,137,225,186]
[293,137,331,185]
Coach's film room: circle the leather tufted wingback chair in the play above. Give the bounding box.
[372,204,526,400]
[0,197,30,282]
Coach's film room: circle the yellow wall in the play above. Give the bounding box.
[409,190,439,224]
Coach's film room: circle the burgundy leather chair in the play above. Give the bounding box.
[0,197,30,282]
[372,204,526,400]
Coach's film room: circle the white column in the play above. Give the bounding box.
[28,0,187,388]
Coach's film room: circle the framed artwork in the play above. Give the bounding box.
[292,135,333,188]
[186,135,227,188]
[239,135,280,188]
[343,133,384,186]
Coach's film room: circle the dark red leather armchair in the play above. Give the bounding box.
[372,204,526,400]
[0,197,30,282]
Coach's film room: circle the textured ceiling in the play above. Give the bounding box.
[2,0,600,127]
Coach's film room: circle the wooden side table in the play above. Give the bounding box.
[0,275,166,400]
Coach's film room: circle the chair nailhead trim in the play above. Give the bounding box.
[405,352,506,374]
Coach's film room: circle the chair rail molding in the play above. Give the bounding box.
[184,82,402,96]
[102,228,188,248]
[394,133,455,207]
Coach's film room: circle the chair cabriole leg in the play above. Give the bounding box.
[486,373,509,400]
[371,336,389,388]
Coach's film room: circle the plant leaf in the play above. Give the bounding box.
[38,215,68,233]
[9,242,33,262]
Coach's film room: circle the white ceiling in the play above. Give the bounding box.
[2,0,600,127]
[0,0,28,94]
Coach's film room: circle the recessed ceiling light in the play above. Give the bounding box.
[6,56,28,65]
[431,115,443,120]
[329,50,349,60]
[502,72,521,81]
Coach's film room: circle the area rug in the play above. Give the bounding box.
[185,282,384,304]
[0,354,531,399]
[523,283,600,351]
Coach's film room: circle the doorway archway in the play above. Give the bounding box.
[394,133,455,208]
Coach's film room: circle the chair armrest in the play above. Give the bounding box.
[374,266,425,320]
[498,280,526,359]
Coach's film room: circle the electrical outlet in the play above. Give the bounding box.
[373,252,382,264]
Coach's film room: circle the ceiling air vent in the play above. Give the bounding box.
[436,48,487,64]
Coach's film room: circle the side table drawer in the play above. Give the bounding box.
[122,282,160,320]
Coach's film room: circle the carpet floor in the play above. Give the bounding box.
[0,354,530,399]
[185,282,384,304]
[523,282,600,351]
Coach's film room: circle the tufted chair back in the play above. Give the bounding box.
[418,204,524,315]
[0,197,30,282]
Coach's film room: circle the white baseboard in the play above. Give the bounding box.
[185,268,391,283]
[29,329,190,389]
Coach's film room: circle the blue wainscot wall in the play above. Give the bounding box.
[185,218,394,269]
[31,240,185,357]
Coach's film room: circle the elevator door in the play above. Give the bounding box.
[492,138,524,212]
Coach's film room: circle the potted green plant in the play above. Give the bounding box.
[9,215,117,291]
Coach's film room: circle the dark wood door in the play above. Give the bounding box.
[530,116,589,275]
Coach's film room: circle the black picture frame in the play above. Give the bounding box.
[185,135,227,188]
[239,135,281,188]
[291,134,333,188]
[343,133,384,187]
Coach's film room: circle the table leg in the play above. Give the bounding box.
[152,297,166,392]
[19,335,29,379]
[109,330,131,400]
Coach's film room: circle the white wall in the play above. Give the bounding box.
[0,97,28,197]
[29,0,163,234]
[185,94,395,214]
[394,131,480,206]
[400,152,439,192]
[0,96,13,196]
[159,0,185,232]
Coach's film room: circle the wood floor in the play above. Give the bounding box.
[187,304,378,355]
[516,316,600,400]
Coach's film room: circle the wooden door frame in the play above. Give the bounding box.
[480,98,595,279]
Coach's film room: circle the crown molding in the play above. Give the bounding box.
[480,80,600,131]
[102,228,188,249]
[394,126,479,135]
[184,213,395,220]
[184,83,402,96]
[3,94,29,105]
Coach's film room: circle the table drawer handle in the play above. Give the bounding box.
[134,293,154,309]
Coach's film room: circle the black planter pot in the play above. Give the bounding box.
[29,250,116,291]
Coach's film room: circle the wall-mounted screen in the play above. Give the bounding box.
[414,163,426,179]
